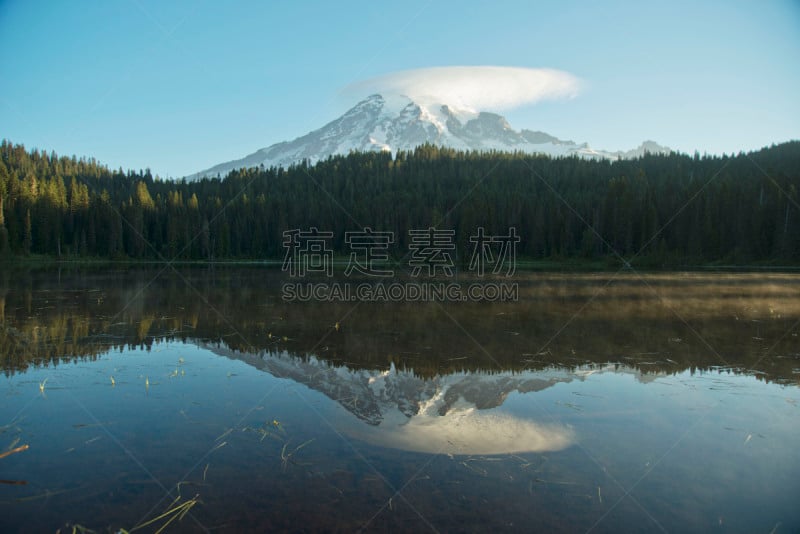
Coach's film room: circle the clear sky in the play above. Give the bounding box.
[1,0,798,178]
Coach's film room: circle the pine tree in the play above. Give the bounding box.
[23,208,32,255]
[0,193,8,253]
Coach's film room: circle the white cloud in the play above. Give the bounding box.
[344,66,582,112]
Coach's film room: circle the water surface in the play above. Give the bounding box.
[1,268,798,532]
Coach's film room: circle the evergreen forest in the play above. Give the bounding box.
[1,139,798,265]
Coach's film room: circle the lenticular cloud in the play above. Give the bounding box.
[345,66,581,111]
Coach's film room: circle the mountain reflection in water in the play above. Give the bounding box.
[209,344,577,454]
[1,268,799,533]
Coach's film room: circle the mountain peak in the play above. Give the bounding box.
[188,94,670,179]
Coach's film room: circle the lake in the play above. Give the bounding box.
[1,267,798,533]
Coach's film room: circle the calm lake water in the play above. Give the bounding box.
[1,267,798,533]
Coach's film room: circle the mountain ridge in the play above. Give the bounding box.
[188,94,670,180]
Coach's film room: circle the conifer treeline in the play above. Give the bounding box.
[0,139,798,263]
[3,269,798,382]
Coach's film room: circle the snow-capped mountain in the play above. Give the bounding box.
[188,94,670,180]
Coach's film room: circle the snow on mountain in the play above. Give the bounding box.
[188,94,670,180]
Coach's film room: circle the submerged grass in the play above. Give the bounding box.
[0,444,29,459]
[280,438,315,472]
[63,490,202,534]
[123,493,201,534]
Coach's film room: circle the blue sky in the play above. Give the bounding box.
[1,0,798,178]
